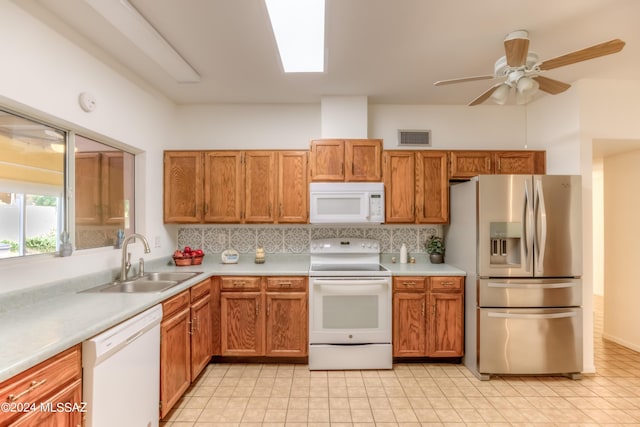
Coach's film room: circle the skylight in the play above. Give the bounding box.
[265,0,325,73]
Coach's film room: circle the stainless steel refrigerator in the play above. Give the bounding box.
[446,175,582,380]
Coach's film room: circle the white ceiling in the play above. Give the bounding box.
[22,0,640,106]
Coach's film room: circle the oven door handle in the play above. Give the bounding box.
[312,279,390,287]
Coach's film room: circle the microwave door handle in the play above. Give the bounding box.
[364,193,371,219]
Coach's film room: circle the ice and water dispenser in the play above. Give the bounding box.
[489,222,521,267]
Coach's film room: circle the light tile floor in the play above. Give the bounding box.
[161,296,640,426]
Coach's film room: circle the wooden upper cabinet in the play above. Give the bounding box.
[416,151,449,224]
[450,150,546,179]
[449,151,493,180]
[310,139,382,182]
[494,151,546,174]
[345,139,382,181]
[244,151,276,223]
[384,151,416,223]
[204,151,244,223]
[101,152,126,224]
[164,151,203,223]
[277,151,309,223]
[310,139,344,181]
[76,152,102,225]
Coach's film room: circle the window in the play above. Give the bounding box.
[0,110,65,258]
[0,108,136,259]
[74,135,135,250]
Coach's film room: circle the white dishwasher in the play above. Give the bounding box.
[83,304,163,427]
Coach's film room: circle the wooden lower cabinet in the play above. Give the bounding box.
[393,276,464,358]
[220,276,307,358]
[160,279,213,419]
[0,345,82,427]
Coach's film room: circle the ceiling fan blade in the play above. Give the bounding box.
[532,76,571,94]
[468,84,502,106]
[504,31,530,67]
[434,75,496,86]
[538,39,625,71]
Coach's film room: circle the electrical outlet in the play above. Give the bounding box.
[154,236,161,248]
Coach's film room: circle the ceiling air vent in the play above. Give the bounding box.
[398,130,431,147]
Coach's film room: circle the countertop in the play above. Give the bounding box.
[0,253,464,383]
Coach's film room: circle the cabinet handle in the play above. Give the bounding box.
[279,282,292,288]
[486,158,491,170]
[193,315,199,332]
[404,281,416,287]
[441,281,455,286]
[256,301,259,316]
[497,158,501,171]
[279,203,283,217]
[432,302,437,317]
[421,301,425,317]
[7,379,47,402]
[188,320,193,335]
[267,302,271,316]
[233,281,246,287]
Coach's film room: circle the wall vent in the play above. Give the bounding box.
[398,130,431,147]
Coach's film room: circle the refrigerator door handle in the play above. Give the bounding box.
[523,179,533,272]
[487,312,577,320]
[487,282,579,289]
[534,178,547,274]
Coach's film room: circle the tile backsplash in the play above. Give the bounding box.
[177,225,442,254]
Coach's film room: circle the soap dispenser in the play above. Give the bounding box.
[400,243,408,264]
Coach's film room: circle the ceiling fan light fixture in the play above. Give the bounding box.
[516,76,539,104]
[491,83,511,105]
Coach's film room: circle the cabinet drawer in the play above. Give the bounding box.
[430,276,464,291]
[190,278,211,302]
[265,277,307,291]
[0,345,81,423]
[163,290,190,318]
[221,277,261,290]
[393,277,427,290]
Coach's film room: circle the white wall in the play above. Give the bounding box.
[603,149,640,351]
[0,2,176,293]
[370,105,526,150]
[174,104,320,149]
[592,159,604,296]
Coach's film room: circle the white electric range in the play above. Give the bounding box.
[308,238,392,370]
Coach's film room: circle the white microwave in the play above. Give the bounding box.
[309,182,385,224]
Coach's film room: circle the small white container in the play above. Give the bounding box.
[400,243,408,264]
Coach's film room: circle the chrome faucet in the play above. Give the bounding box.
[119,233,151,282]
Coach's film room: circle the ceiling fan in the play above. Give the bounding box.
[434,30,625,106]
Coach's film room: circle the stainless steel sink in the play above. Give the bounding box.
[81,271,202,293]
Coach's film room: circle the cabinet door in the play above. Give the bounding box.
[493,151,545,174]
[277,151,308,223]
[245,151,276,223]
[393,292,427,357]
[383,151,415,223]
[204,151,244,223]
[427,292,464,357]
[265,292,308,357]
[191,293,213,380]
[310,139,345,181]
[75,152,102,225]
[160,305,191,419]
[11,379,82,427]
[220,292,263,356]
[101,151,125,224]
[163,151,203,223]
[416,151,449,224]
[449,151,493,179]
[345,139,382,181]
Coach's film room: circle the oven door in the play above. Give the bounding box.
[309,277,391,344]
